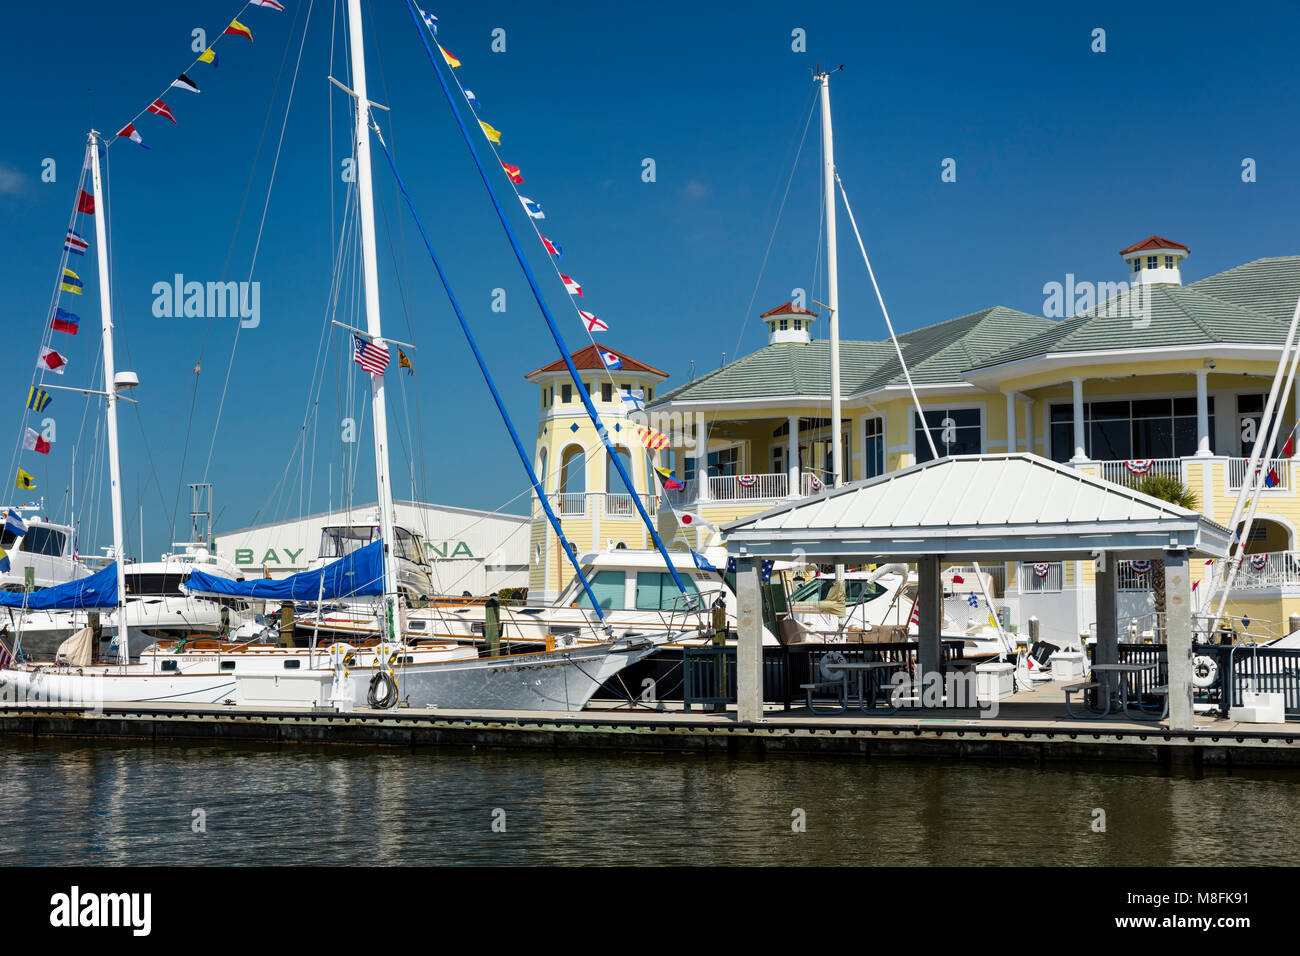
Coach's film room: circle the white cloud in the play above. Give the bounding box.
[0,164,24,195]
[682,179,712,199]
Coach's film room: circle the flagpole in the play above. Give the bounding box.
[88,131,129,667]
[346,0,401,640]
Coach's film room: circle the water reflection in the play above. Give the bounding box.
[0,740,1295,866]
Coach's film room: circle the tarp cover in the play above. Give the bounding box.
[184,540,384,601]
[0,562,118,611]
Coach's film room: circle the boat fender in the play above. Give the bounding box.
[1192,655,1218,688]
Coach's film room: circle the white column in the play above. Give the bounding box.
[917,554,943,686]
[787,415,800,496]
[1196,369,1211,457]
[735,556,764,723]
[1164,549,1195,730]
[1024,397,1036,455]
[1004,392,1017,454]
[1071,378,1088,462]
[819,72,842,490]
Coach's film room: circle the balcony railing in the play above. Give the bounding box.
[1227,457,1292,491]
[543,492,658,519]
[1096,458,1183,485]
[800,473,828,496]
[1205,550,1300,589]
[708,473,789,501]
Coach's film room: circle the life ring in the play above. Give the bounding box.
[818,650,847,681]
[1192,655,1218,688]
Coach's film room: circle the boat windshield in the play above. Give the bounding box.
[393,528,424,564]
[789,577,886,605]
[17,526,67,557]
[319,525,376,559]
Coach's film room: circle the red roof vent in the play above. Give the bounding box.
[760,301,819,319]
[1119,235,1190,255]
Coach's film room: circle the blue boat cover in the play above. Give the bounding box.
[0,562,119,611]
[184,539,385,601]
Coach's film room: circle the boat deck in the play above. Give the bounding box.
[1,679,1296,767]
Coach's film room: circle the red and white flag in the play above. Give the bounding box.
[249,0,286,8]
[116,123,149,149]
[673,506,716,532]
[540,235,562,258]
[38,348,67,374]
[578,310,607,332]
[22,428,51,455]
[147,99,177,124]
[560,274,582,296]
[352,334,390,375]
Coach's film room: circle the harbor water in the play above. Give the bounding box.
[2,739,1297,866]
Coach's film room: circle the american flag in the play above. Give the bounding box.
[353,335,390,375]
[0,638,13,671]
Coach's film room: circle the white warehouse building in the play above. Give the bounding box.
[213,500,530,596]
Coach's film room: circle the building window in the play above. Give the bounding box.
[794,320,802,331]
[1164,255,1174,269]
[864,416,885,479]
[1132,258,1141,272]
[913,408,981,463]
[1048,397,1213,462]
[1021,562,1063,593]
[561,383,572,404]
[779,319,789,331]
[601,382,613,403]
[646,387,653,400]
[1147,255,1158,270]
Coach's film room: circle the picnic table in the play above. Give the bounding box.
[1065,662,1167,720]
[801,659,903,715]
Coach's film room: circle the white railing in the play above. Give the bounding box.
[708,473,789,501]
[556,493,587,517]
[1117,560,1154,592]
[800,473,829,496]
[1096,458,1183,485]
[1227,457,1292,491]
[1205,551,1300,589]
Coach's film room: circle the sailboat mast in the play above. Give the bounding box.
[346,0,401,634]
[818,70,842,491]
[87,130,128,664]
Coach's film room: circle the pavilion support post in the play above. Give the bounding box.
[1094,554,1119,664]
[917,554,943,688]
[735,556,764,724]
[1164,549,1195,730]
[1004,392,1017,454]
[787,415,800,496]
[1071,378,1087,462]
[1195,370,1212,457]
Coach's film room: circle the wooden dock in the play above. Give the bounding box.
[1,681,1297,768]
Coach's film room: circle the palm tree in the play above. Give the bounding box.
[1128,474,1200,624]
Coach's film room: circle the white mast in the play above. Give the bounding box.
[87,130,129,665]
[346,0,401,637]
[818,68,842,491]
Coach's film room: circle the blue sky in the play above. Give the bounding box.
[2,0,1298,559]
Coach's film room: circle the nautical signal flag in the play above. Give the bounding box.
[0,546,8,575]
[599,350,622,370]
[502,163,523,184]
[249,0,286,8]
[64,230,88,255]
[76,189,95,213]
[116,124,149,149]
[691,549,718,573]
[225,20,254,42]
[398,349,414,374]
[51,308,80,335]
[198,48,218,68]
[22,428,50,455]
[171,73,200,94]
[561,275,583,297]
[1285,434,1295,458]
[1266,466,1280,488]
[579,310,607,333]
[440,46,460,68]
[540,236,562,258]
[654,466,683,491]
[14,469,36,491]
[479,121,501,145]
[419,8,438,34]
[621,388,646,412]
[520,197,544,219]
[60,268,82,294]
[147,100,177,124]
[352,334,390,375]
[464,90,481,111]
[26,387,52,413]
[39,348,68,374]
[4,509,24,537]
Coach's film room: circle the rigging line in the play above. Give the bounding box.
[369,120,607,618]
[836,172,937,460]
[202,0,316,483]
[405,1,689,598]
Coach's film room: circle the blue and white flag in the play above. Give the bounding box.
[464,89,481,111]
[4,509,27,538]
[761,560,775,583]
[520,196,545,219]
[967,591,979,608]
[691,549,717,573]
[600,351,622,370]
[419,7,438,33]
[619,388,645,412]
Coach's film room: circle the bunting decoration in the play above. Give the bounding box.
[1130,560,1151,575]
[64,230,88,255]
[26,388,52,413]
[520,197,544,219]
[198,48,219,68]
[578,311,607,332]
[1124,459,1154,475]
[1250,553,1269,572]
[147,100,177,124]
[39,348,68,374]
[116,123,150,149]
[60,268,82,294]
[1033,562,1051,578]
[540,236,562,258]
[440,46,460,68]
[808,474,824,492]
[22,428,51,455]
[171,73,200,94]
[464,90,481,110]
[478,120,501,145]
[737,475,758,488]
[501,163,523,184]
[419,8,438,34]
[560,275,582,296]
[51,308,80,335]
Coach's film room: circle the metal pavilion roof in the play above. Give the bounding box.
[721,454,1233,563]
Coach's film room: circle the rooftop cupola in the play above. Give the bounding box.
[1120,235,1189,287]
[761,301,818,344]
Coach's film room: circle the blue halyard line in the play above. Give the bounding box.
[368,126,606,619]
[401,0,690,597]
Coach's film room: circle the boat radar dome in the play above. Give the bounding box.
[1120,235,1189,287]
[760,301,818,345]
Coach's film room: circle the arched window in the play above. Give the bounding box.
[536,447,548,492]
[559,445,586,495]
[606,446,634,493]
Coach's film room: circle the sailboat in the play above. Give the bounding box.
[0,0,669,713]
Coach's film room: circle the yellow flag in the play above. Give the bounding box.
[398,349,414,374]
[198,48,218,66]
[15,468,35,491]
[60,268,82,295]
[479,121,501,144]
[440,45,460,68]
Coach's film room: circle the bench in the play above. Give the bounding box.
[1063,681,1106,719]
[800,680,847,714]
[1128,684,1170,720]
